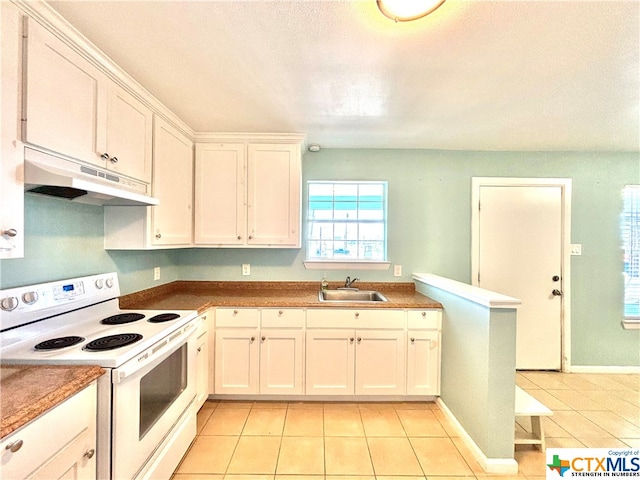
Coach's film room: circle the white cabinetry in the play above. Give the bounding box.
[406,310,441,396]
[214,309,260,394]
[214,308,305,395]
[259,309,305,395]
[194,140,302,248]
[211,306,442,399]
[104,117,193,249]
[0,382,98,480]
[196,311,211,408]
[0,2,23,259]
[23,18,152,183]
[305,329,355,395]
[305,309,406,396]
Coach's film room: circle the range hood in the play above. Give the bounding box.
[23,147,159,207]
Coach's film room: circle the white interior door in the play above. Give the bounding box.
[474,181,567,370]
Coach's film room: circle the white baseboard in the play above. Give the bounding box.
[436,398,519,475]
[564,365,640,374]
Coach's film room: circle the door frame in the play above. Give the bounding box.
[471,177,573,371]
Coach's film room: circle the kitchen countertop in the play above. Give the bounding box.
[119,281,442,312]
[0,365,105,438]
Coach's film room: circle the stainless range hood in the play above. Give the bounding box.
[23,147,159,207]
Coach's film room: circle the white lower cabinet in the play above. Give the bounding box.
[305,329,355,395]
[214,308,304,395]
[406,310,442,396]
[0,382,98,480]
[355,329,406,395]
[305,328,406,396]
[406,330,440,395]
[196,311,211,407]
[212,306,441,399]
[259,328,304,394]
[214,326,260,394]
[305,309,407,396]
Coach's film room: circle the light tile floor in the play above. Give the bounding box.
[172,372,639,480]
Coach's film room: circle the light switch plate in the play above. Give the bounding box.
[570,244,582,256]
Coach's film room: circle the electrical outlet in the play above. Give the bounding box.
[242,264,251,276]
[153,267,161,281]
[394,264,402,277]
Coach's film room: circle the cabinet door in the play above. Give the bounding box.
[27,426,96,480]
[23,18,105,167]
[406,330,440,395]
[247,143,301,247]
[214,328,259,394]
[1,3,23,259]
[104,85,153,182]
[194,143,246,245]
[151,117,193,245]
[1,383,97,480]
[305,329,355,395]
[355,330,406,395]
[196,329,209,408]
[259,329,304,395]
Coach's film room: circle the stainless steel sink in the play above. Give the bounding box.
[318,289,388,302]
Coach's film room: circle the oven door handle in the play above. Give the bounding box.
[114,320,197,383]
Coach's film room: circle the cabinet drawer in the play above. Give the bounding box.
[215,308,259,327]
[261,308,305,328]
[0,382,96,479]
[407,310,441,330]
[307,309,405,329]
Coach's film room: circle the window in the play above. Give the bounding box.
[622,186,640,323]
[306,181,387,262]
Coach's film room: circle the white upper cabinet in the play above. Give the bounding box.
[150,117,193,245]
[194,143,246,245]
[247,143,301,246]
[0,2,24,259]
[194,140,302,248]
[104,116,193,249]
[22,18,152,183]
[104,85,153,183]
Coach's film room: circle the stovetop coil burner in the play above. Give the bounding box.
[101,313,145,325]
[84,333,143,351]
[148,313,180,323]
[34,336,85,350]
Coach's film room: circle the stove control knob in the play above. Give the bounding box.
[105,278,114,289]
[21,291,38,305]
[95,279,104,289]
[1,296,18,311]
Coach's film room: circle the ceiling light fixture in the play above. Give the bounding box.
[376,0,446,22]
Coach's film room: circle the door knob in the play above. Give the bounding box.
[552,289,563,296]
[552,275,560,282]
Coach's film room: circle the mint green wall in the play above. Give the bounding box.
[416,280,517,460]
[1,149,638,366]
[0,195,180,294]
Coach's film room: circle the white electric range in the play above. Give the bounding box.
[0,272,199,480]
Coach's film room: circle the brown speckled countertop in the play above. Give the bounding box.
[1,365,105,438]
[119,281,442,312]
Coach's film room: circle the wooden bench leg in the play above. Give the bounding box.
[531,415,545,451]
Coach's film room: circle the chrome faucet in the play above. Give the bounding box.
[344,276,359,288]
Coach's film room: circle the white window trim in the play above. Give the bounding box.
[305,180,388,263]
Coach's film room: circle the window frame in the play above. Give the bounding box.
[622,185,640,329]
[303,180,390,270]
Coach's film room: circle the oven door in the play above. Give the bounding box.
[111,321,197,480]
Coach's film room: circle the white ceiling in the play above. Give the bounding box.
[48,0,639,151]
